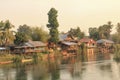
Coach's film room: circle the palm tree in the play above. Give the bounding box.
[0,20,15,46]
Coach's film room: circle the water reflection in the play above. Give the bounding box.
[15,64,27,80]
[0,50,120,80]
[48,56,60,80]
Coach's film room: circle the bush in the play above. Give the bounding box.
[12,55,22,63]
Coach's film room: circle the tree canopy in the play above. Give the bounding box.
[68,27,85,39]
[0,20,15,46]
[31,27,48,42]
[47,8,59,44]
[89,21,113,40]
[14,24,48,45]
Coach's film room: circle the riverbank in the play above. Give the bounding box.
[0,53,41,64]
[0,51,61,65]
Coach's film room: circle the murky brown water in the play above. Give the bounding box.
[0,53,120,80]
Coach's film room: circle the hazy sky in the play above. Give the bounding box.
[0,0,120,34]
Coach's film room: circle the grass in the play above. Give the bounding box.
[0,54,15,62]
[113,44,120,62]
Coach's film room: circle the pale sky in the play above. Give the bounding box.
[0,0,120,34]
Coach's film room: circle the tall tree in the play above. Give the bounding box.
[47,8,59,44]
[0,20,15,46]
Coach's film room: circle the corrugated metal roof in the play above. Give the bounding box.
[0,47,6,50]
[96,39,114,44]
[59,33,68,41]
[62,41,77,46]
[26,40,46,47]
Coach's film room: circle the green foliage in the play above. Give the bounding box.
[31,27,49,42]
[68,27,85,39]
[111,23,120,44]
[47,8,59,44]
[47,8,59,28]
[113,44,120,62]
[0,20,15,46]
[116,23,120,34]
[49,28,59,43]
[98,21,113,39]
[33,53,38,64]
[15,25,49,45]
[89,27,99,40]
[12,55,22,63]
[89,21,113,40]
[14,32,29,45]
[14,24,31,45]
[18,24,32,36]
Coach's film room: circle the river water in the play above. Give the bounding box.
[0,53,120,80]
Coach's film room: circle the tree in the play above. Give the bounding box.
[111,23,120,43]
[14,32,29,45]
[89,27,99,40]
[31,27,49,42]
[47,8,59,44]
[17,24,32,37]
[14,24,31,45]
[116,23,120,34]
[0,21,4,45]
[98,21,113,39]
[0,20,15,46]
[68,27,85,39]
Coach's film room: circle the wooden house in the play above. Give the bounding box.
[59,33,78,41]
[96,39,114,47]
[60,41,78,54]
[96,39,114,53]
[13,40,47,54]
[79,38,96,48]
[59,33,78,54]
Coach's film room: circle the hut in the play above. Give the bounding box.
[13,40,47,54]
[79,38,96,48]
[60,41,78,54]
[96,39,114,53]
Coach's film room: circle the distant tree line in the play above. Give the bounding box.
[89,21,113,40]
[88,21,120,43]
[0,20,49,46]
[14,24,49,45]
[1,8,120,47]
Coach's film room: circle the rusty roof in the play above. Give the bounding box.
[80,38,96,43]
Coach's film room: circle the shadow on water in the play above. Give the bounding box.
[47,50,60,80]
[113,44,120,62]
[15,64,27,80]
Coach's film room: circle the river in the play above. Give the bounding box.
[0,53,120,80]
